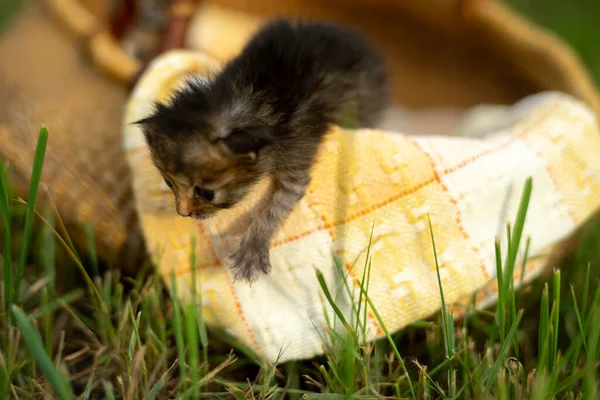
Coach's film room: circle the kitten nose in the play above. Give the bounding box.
[177,209,191,217]
[177,199,193,217]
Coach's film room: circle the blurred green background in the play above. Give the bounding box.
[504,0,600,86]
[0,0,25,32]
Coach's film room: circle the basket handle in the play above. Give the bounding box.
[44,0,200,88]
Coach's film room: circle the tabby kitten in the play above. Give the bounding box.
[137,18,390,282]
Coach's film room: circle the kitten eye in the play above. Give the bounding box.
[195,187,215,202]
[164,178,174,189]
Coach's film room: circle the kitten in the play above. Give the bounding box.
[137,18,390,282]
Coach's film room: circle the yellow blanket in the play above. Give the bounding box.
[123,50,600,363]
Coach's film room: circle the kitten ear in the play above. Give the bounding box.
[133,115,159,126]
[134,114,163,145]
[134,94,210,138]
[218,123,275,161]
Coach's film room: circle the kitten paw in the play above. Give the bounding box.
[228,242,272,283]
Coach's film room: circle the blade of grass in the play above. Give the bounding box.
[483,310,524,392]
[549,270,561,371]
[538,284,550,372]
[11,304,73,400]
[40,211,56,354]
[583,305,600,399]
[25,208,110,317]
[184,302,200,400]
[0,351,9,398]
[319,364,339,393]
[103,381,116,400]
[497,178,532,361]
[127,306,143,360]
[148,362,177,400]
[170,269,188,393]
[494,237,506,343]
[286,361,300,400]
[83,224,99,278]
[503,177,532,289]
[261,348,286,400]
[81,370,96,400]
[0,156,13,323]
[180,354,237,398]
[42,185,80,259]
[581,262,591,316]
[413,360,447,399]
[428,215,455,361]
[570,263,592,376]
[331,256,363,340]
[505,229,519,360]
[362,237,374,346]
[518,237,531,287]
[356,221,376,344]
[14,126,48,304]
[351,223,416,398]
[316,269,352,332]
[418,364,430,399]
[189,236,208,371]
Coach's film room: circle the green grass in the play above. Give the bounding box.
[1,130,599,399]
[2,1,600,399]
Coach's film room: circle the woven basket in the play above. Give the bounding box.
[0,0,598,275]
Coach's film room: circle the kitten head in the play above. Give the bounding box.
[136,78,275,219]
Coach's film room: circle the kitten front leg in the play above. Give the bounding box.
[228,171,310,282]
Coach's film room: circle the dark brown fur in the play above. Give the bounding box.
[137,18,390,282]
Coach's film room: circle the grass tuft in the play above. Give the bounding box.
[10,304,73,399]
[0,122,599,398]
